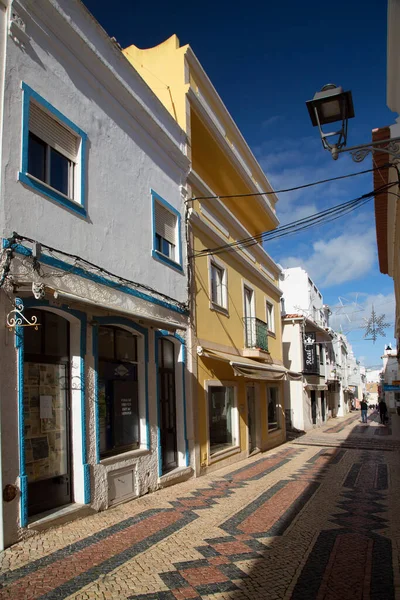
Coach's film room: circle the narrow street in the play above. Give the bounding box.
[0,410,398,599]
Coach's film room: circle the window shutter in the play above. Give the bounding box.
[155,202,177,245]
[29,102,79,161]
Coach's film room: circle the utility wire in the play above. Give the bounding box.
[191,181,396,259]
[188,163,393,202]
[9,233,186,311]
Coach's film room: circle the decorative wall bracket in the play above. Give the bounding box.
[6,302,39,331]
[332,136,400,162]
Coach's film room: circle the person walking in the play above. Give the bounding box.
[360,398,368,423]
[379,398,388,424]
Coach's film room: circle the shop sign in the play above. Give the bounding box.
[303,332,318,373]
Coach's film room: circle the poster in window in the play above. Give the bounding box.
[24,362,68,482]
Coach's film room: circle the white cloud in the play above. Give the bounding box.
[280,228,377,287]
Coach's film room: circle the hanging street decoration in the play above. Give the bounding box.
[362,305,390,343]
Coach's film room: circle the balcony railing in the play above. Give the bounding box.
[243,317,269,352]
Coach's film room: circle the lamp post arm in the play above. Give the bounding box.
[332,136,400,163]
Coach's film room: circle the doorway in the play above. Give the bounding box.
[247,385,257,453]
[158,338,177,473]
[321,390,326,422]
[311,390,317,425]
[23,309,72,517]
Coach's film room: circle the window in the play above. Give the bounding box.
[319,344,324,365]
[98,326,140,457]
[210,261,227,310]
[266,301,275,333]
[208,385,238,455]
[244,286,255,347]
[152,190,182,271]
[19,83,87,216]
[267,386,280,431]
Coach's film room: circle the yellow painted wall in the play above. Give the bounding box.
[193,223,282,363]
[191,110,277,235]
[123,35,189,131]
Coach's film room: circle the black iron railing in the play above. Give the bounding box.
[243,317,269,352]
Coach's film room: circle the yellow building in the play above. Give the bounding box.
[124,35,286,475]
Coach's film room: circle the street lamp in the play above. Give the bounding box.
[306,83,400,162]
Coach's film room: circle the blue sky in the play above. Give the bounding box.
[83,0,395,367]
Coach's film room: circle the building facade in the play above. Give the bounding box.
[124,35,287,475]
[373,0,400,353]
[280,268,333,431]
[381,345,399,411]
[0,0,192,548]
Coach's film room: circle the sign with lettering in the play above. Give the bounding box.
[383,384,400,391]
[303,332,318,373]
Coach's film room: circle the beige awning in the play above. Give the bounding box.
[288,371,303,381]
[305,384,328,391]
[197,347,287,380]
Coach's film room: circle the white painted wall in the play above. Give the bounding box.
[0,0,192,547]
[0,0,189,303]
[280,267,328,327]
[280,268,309,315]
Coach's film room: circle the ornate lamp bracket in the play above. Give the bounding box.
[6,302,39,331]
[347,137,400,163]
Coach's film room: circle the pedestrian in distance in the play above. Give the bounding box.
[360,398,368,423]
[379,398,388,425]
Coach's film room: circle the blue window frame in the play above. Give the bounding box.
[19,82,87,218]
[151,189,183,272]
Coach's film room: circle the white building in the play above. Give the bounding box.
[0,0,192,548]
[381,345,399,411]
[280,268,334,431]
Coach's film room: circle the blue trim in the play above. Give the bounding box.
[155,331,189,474]
[3,240,187,315]
[15,298,28,527]
[151,189,184,272]
[151,249,184,273]
[20,82,87,217]
[18,173,87,217]
[154,334,162,477]
[92,317,150,463]
[21,299,91,509]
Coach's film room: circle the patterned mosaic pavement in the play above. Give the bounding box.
[1,411,400,599]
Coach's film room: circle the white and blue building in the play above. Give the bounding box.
[0,0,192,548]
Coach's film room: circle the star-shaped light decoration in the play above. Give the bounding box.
[362,305,391,343]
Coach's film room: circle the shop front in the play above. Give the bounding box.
[196,348,286,474]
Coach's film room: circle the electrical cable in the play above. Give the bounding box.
[191,181,396,259]
[9,233,187,311]
[188,162,393,202]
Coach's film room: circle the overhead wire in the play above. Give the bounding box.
[188,162,393,202]
[191,181,396,259]
[9,233,187,311]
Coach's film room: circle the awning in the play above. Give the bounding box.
[197,347,287,380]
[288,371,303,381]
[305,384,328,391]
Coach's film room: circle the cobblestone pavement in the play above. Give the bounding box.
[1,410,400,599]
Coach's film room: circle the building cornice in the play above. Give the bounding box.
[17,0,189,173]
[185,47,277,201]
[189,169,281,278]
[190,210,282,297]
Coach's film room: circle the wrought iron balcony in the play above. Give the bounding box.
[243,317,269,352]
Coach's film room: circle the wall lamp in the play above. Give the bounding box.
[306,83,400,162]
